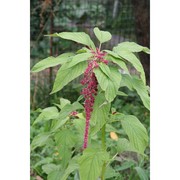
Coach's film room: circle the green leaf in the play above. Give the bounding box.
[74,118,85,135]
[63,52,92,69]
[61,157,79,180]
[55,129,76,168]
[34,157,53,168]
[105,52,130,74]
[132,77,150,110]
[104,50,120,59]
[42,164,60,174]
[105,67,122,102]
[59,146,71,169]
[120,115,148,154]
[47,32,95,49]
[58,102,83,119]
[51,102,83,132]
[31,53,74,72]
[105,166,119,179]
[33,107,59,125]
[76,47,91,54]
[120,74,133,90]
[105,80,118,102]
[76,95,84,102]
[94,67,121,102]
[120,74,150,110]
[51,117,69,132]
[106,124,119,133]
[59,98,71,109]
[109,113,126,123]
[78,148,109,180]
[117,138,137,154]
[94,68,109,91]
[73,118,85,147]
[114,161,135,171]
[51,61,87,94]
[114,47,146,84]
[99,63,114,81]
[31,132,51,151]
[116,42,150,54]
[117,91,128,96]
[55,129,76,147]
[47,170,64,180]
[90,93,110,135]
[134,167,149,180]
[93,27,112,44]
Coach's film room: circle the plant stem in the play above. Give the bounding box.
[101,124,106,180]
[99,43,102,51]
[101,124,106,150]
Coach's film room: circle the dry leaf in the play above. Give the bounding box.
[110,132,118,141]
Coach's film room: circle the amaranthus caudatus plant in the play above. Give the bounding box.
[31,27,150,180]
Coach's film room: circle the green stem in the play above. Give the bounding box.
[101,124,106,150]
[101,124,106,180]
[99,43,102,51]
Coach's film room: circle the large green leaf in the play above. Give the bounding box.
[63,52,92,69]
[115,42,150,54]
[55,129,76,168]
[105,67,122,102]
[93,27,112,44]
[120,115,148,154]
[51,61,87,94]
[120,74,133,90]
[94,68,109,91]
[55,129,76,147]
[94,66,121,102]
[105,52,130,74]
[78,148,109,180]
[31,53,74,72]
[99,63,114,81]
[120,74,150,110]
[47,32,95,50]
[105,80,117,103]
[90,93,110,135]
[132,77,150,110]
[113,47,146,84]
[31,132,51,151]
[33,107,59,125]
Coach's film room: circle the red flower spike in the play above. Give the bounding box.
[81,61,98,149]
[81,48,109,149]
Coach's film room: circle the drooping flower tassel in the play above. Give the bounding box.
[81,61,98,149]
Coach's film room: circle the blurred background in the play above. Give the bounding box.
[30,0,150,110]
